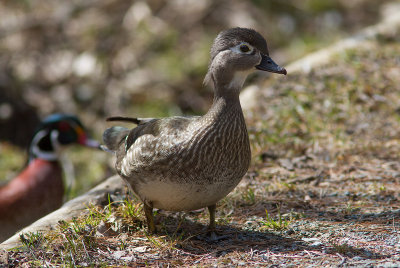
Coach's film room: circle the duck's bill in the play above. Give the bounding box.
[81,138,102,149]
[256,54,287,75]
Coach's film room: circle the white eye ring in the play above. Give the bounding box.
[230,42,254,54]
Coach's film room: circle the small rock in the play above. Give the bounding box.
[311,241,323,247]
[0,249,8,265]
[121,256,134,262]
[302,237,322,247]
[278,159,294,171]
[132,246,147,253]
[96,220,116,237]
[113,250,126,259]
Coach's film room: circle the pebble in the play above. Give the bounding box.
[302,237,322,247]
[132,246,147,253]
[113,251,125,259]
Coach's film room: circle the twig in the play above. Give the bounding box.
[336,253,346,266]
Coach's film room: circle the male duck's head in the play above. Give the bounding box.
[204,27,286,94]
[29,114,100,162]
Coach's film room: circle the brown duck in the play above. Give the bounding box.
[103,27,286,233]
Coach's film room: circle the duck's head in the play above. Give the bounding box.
[204,27,286,95]
[29,114,100,162]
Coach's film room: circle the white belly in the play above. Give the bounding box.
[135,180,237,211]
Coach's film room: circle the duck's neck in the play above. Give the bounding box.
[211,94,240,114]
[204,70,247,120]
[201,94,244,130]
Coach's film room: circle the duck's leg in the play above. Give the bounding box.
[207,204,224,241]
[207,204,216,231]
[144,203,156,233]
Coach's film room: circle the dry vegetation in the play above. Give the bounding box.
[3,32,400,266]
[1,0,400,267]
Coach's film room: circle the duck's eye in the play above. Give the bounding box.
[240,44,250,53]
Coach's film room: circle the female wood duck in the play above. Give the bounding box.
[103,27,287,233]
[0,114,100,242]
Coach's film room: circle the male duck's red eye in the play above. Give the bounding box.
[240,44,250,53]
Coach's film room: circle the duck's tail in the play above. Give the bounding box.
[102,126,130,154]
[106,116,141,124]
[102,116,157,154]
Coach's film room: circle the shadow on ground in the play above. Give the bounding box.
[149,210,390,260]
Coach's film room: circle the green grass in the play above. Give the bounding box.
[261,208,293,231]
[241,187,256,205]
[13,195,146,266]
[19,232,44,249]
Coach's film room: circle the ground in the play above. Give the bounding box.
[2,31,400,267]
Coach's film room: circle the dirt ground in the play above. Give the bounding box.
[2,29,400,267]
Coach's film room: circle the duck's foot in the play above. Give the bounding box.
[197,204,229,242]
[208,230,230,242]
[196,229,230,242]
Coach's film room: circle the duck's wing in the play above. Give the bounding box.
[102,117,159,154]
[104,115,201,151]
[103,115,200,177]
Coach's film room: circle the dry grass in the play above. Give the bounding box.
[3,34,400,268]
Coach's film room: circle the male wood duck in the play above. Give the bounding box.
[103,27,286,233]
[0,114,100,242]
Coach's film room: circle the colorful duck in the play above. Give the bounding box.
[0,114,100,242]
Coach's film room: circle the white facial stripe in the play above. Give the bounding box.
[51,130,61,152]
[30,129,58,161]
[258,51,263,65]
